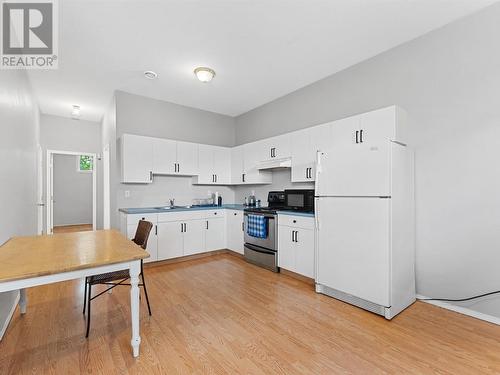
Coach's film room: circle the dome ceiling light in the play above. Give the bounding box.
[194,67,216,83]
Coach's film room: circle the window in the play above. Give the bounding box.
[78,155,93,172]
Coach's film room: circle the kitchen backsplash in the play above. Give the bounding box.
[234,169,314,205]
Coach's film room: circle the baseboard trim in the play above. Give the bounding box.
[144,249,242,268]
[280,268,315,286]
[417,294,500,326]
[0,290,20,341]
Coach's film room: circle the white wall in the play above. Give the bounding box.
[0,69,40,339]
[53,154,92,226]
[234,4,500,317]
[40,114,102,228]
[110,91,237,227]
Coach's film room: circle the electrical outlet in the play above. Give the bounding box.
[124,190,130,198]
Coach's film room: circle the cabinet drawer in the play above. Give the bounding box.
[278,215,314,230]
[126,213,158,227]
[157,209,225,223]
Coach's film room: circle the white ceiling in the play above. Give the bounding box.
[28,0,497,122]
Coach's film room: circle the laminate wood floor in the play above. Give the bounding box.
[53,224,93,234]
[1,253,499,374]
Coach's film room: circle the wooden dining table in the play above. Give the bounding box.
[0,229,149,357]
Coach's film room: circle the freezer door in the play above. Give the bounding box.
[315,141,391,197]
[316,197,391,307]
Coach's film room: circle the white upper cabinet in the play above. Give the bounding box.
[152,138,198,176]
[176,141,199,175]
[231,145,245,184]
[194,144,231,184]
[243,141,272,184]
[152,138,177,175]
[121,134,153,183]
[261,134,291,161]
[291,122,331,182]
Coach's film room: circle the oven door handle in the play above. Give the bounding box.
[244,243,276,255]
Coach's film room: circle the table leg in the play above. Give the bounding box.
[19,288,27,314]
[130,260,141,357]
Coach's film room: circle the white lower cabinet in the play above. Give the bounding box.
[226,210,244,254]
[278,215,315,278]
[157,221,184,260]
[183,220,206,256]
[205,217,226,251]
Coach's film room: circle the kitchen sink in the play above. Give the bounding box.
[154,205,192,210]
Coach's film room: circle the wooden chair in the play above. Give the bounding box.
[83,220,153,338]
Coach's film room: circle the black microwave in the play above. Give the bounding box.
[284,189,315,212]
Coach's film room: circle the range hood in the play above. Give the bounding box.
[257,157,292,170]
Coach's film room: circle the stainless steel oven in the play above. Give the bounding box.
[243,210,278,272]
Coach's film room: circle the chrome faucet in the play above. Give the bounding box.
[169,198,175,208]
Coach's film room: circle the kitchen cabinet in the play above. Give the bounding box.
[157,221,184,260]
[278,215,315,278]
[182,220,205,256]
[261,134,291,161]
[205,217,226,251]
[194,145,231,184]
[121,134,153,183]
[242,141,272,184]
[152,139,198,176]
[291,122,331,183]
[231,145,245,184]
[226,209,244,254]
[119,212,158,262]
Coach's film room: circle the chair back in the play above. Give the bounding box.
[133,220,153,250]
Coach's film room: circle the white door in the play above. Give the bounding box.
[121,135,153,183]
[316,197,391,307]
[213,146,231,184]
[176,141,198,175]
[278,225,295,271]
[197,144,215,184]
[183,220,205,256]
[157,222,184,260]
[205,217,226,251]
[227,210,244,253]
[47,152,54,234]
[152,138,177,175]
[294,228,315,278]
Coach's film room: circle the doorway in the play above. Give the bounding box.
[46,150,97,234]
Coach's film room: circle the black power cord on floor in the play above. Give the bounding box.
[418,290,500,302]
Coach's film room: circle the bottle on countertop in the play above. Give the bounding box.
[214,191,219,206]
[244,197,248,206]
[218,196,222,206]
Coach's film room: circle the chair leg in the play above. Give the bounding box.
[85,284,92,338]
[83,278,87,314]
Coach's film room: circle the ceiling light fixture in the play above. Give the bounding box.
[144,70,158,80]
[71,105,81,120]
[194,67,216,83]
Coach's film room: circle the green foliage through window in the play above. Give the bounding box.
[79,155,93,171]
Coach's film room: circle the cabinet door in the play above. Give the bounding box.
[291,128,313,183]
[197,144,215,184]
[227,210,244,253]
[121,134,153,183]
[294,228,314,278]
[330,116,360,150]
[183,220,205,256]
[157,222,184,260]
[308,122,333,181]
[243,142,272,184]
[205,217,226,251]
[268,134,291,159]
[213,146,231,184]
[152,138,177,175]
[278,225,295,271]
[231,146,245,184]
[358,106,396,146]
[176,141,198,175]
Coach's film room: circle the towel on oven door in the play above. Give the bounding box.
[247,214,268,238]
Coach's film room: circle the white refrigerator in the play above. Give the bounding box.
[314,106,415,319]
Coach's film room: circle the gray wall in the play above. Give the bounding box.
[40,114,102,229]
[0,69,40,339]
[110,91,237,227]
[234,4,500,317]
[53,154,93,226]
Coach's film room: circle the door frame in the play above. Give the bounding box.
[46,149,97,234]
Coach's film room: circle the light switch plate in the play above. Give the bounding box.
[124,190,130,198]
